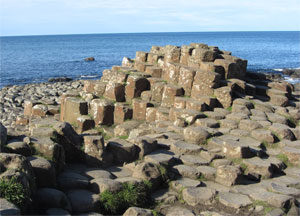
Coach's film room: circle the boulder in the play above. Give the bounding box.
[269,123,295,140]
[84,57,95,61]
[132,99,154,121]
[125,75,150,102]
[114,103,133,124]
[129,136,158,158]
[57,171,89,191]
[90,99,114,126]
[90,178,122,194]
[77,116,95,133]
[35,188,71,212]
[30,137,65,173]
[161,84,183,108]
[61,97,88,125]
[28,156,56,188]
[52,122,83,163]
[191,70,221,97]
[6,141,31,157]
[114,121,140,137]
[183,126,210,144]
[132,162,163,189]
[214,86,233,109]
[182,187,216,206]
[215,165,243,186]
[67,190,99,214]
[123,207,153,216]
[104,82,125,102]
[106,138,138,164]
[0,198,20,215]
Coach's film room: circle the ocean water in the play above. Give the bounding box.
[0,31,299,88]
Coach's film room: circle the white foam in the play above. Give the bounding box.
[80,75,98,78]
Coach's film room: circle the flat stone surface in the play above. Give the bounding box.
[173,164,201,179]
[67,190,98,214]
[57,171,89,191]
[90,178,122,194]
[196,166,216,180]
[83,168,114,179]
[182,187,216,206]
[218,192,252,209]
[115,177,143,185]
[123,207,153,216]
[144,150,180,167]
[106,166,132,178]
[170,141,203,155]
[180,154,210,166]
[170,177,202,192]
[166,206,195,216]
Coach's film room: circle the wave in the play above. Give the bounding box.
[80,75,99,78]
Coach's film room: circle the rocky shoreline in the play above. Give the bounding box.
[1,43,300,216]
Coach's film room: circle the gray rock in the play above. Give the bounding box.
[170,141,203,155]
[90,178,122,194]
[269,123,295,141]
[215,165,242,186]
[182,187,216,206]
[83,168,114,180]
[173,165,201,179]
[196,166,216,180]
[28,156,56,187]
[106,138,138,164]
[57,171,89,191]
[170,178,202,192]
[36,188,71,211]
[0,198,20,215]
[123,207,153,216]
[183,127,210,144]
[144,150,180,167]
[251,129,275,143]
[6,141,31,156]
[45,208,71,215]
[0,123,7,148]
[218,192,252,209]
[106,166,132,178]
[166,206,195,216]
[181,154,211,166]
[67,190,99,214]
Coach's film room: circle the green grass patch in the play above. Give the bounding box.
[197,174,207,182]
[252,200,275,214]
[226,106,232,112]
[276,153,293,167]
[99,182,152,215]
[230,158,247,172]
[261,141,279,150]
[96,127,113,140]
[178,187,185,204]
[118,135,129,140]
[0,177,28,210]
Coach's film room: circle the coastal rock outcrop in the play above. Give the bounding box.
[1,42,300,216]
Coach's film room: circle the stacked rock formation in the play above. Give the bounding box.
[1,43,300,216]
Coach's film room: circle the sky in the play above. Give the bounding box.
[0,0,299,36]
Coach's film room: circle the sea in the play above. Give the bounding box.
[0,31,299,88]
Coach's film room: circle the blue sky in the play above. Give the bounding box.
[0,0,299,36]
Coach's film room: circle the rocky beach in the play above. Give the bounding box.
[0,43,300,216]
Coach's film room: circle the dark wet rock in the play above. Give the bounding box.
[84,57,95,61]
[48,77,73,82]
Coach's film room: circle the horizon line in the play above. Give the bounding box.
[1,30,299,37]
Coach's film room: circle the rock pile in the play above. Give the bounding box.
[1,43,300,215]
